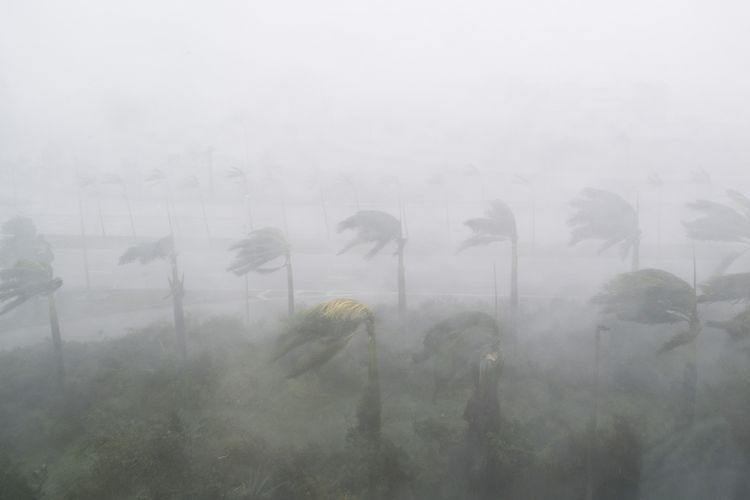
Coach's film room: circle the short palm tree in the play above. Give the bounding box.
[413,311,500,402]
[569,188,640,271]
[684,189,750,274]
[458,200,519,337]
[337,210,406,318]
[274,298,380,437]
[699,272,750,340]
[0,261,64,381]
[228,227,294,316]
[593,268,700,425]
[119,236,187,360]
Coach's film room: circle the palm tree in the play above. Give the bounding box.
[569,188,640,271]
[146,168,178,235]
[179,176,211,239]
[119,236,187,360]
[274,298,380,436]
[337,210,406,318]
[76,173,106,237]
[458,200,519,339]
[412,311,500,402]
[0,216,53,267]
[0,261,64,382]
[593,268,700,426]
[228,227,294,318]
[684,189,750,274]
[698,272,750,341]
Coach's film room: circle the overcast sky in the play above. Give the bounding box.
[2,0,749,182]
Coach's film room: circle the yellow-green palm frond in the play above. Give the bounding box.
[314,298,373,323]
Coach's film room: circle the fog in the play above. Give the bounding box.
[1,2,750,499]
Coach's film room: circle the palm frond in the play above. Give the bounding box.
[684,199,750,243]
[592,269,695,324]
[698,272,750,303]
[225,167,248,180]
[0,217,54,267]
[414,311,499,363]
[145,168,167,185]
[101,173,124,185]
[336,211,402,259]
[0,260,62,315]
[227,227,289,276]
[569,188,638,254]
[706,306,750,341]
[458,200,517,252]
[656,329,699,355]
[119,236,173,265]
[726,190,750,220]
[273,298,373,377]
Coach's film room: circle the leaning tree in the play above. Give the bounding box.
[593,268,701,426]
[274,298,381,437]
[337,210,407,318]
[0,261,64,382]
[458,200,519,338]
[119,236,187,360]
[569,188,641,271]
[684,189,750,275]
[227,227,294,318]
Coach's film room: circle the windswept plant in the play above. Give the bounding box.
[684,189,750,274]
[228,227,294,317]
[413,311,500,402]
[593,268,700,425]
[458,200,519,337]
[569,188,640,271]
[0,261,64,382]
[0,216,53,267]
[119,236,187,360]
[337,210,407,318]
[699,272,750,341]
[274,298,380,437]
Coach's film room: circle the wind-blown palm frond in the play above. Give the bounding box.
[656,329,700,355]
[118,236,173,265]
[413,311,499,363]
[145,168,167,185]
[274,298,373,377]
[101,173,124,185]
[337,210,402,259]
[569,188,639,257]
[593,269,695,324]
[684,196,750,243]
[458,201,517,252]
[706,306,750,341]
[228,227,289,275]
[698,272,750,303]
[0,261,62,314]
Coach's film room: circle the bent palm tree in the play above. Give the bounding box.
[569,188,640,271]
[699,272,750,340]
[228,227,294,316]
[119,236,187,360]
[458,200,519,338]
[593,268,700,426]
[413,311,500,402]
[684,189,750,274]
[274,298,380,436]
[337,210,406,317]
[0,261,64,382]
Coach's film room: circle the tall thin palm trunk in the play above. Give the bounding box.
[198,188,211,239]
[509,236,519,341]
[683,322,699,428]
[76,188,91,290]
[587,325,605,500]
[358,321,381,437]
[397,241,406,319]
[286,255,295,315]
[48,293,65,384]
[123,190,137,241]
[169,255,187,360]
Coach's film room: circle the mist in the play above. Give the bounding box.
[1,1,750,499]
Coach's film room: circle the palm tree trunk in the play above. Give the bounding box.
[124,191,137,241]
[244,275,250,326]
[358,321,381,437]
[587,327,603,500]
[397,242,406,319]
[48,293,65,384]
[683,331,699,428]
[170,256,187,360]
[509,237,519,342]
[631,233,640,271]
[76,188,91,290]
[286,256,295,315]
